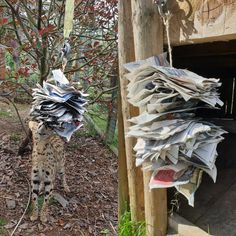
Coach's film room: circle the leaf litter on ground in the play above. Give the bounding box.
[0,102,117,236]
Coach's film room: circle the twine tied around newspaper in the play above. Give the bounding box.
[155,0,173,67]
[60,39,71,72]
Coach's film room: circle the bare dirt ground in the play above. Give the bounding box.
[0,101,117,236]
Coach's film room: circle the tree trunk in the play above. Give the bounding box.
[131,0,167,235]
[0,47,6,80]
[105,72,118,144]
[39,35,48,85]
[118,0,145,222]
[38,1,48,85]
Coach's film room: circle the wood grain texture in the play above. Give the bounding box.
[166,0,236,45]
[118,0,145,222]
[118,89,129,219]
[131,0,167,235]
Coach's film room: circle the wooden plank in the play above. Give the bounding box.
[131,1,167,235]
[118,89,129,218]
[174,55,236,69]
[167,0,236,46]
[178,169,236,224]
[118,0,145,221]
[172,40,236,57]
[195,173,236,235]
[169,213,209,236]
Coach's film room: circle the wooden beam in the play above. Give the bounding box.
[118,0,145,221]
[131,1,167,235]
[172,40,236,58]
[118,87,129,218]
[174,55,236,70]
[167,0,236,46]
[169,213,210,236]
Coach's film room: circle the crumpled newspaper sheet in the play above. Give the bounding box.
[30,69,88,141]
[124,53,226,206]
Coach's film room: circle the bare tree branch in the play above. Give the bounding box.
[37,0,43,30]
[89,86,118,105]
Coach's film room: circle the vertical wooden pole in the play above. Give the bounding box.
[118,0,145,222]
[118,89,129,218]
[131,0,167,235]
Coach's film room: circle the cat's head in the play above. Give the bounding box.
[29,121,54,140]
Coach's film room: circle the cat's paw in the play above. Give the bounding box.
[40,213,48,223]
[30,213,38,222]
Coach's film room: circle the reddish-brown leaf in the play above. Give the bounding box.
[39,24,56,36]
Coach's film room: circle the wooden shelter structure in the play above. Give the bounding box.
[118,1,236,235]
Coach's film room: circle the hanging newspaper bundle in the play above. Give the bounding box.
[30,69,88,141]
[124,54,227,206]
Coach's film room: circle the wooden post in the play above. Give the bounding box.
[118,89,129,218]
[118,0,145,221]
[131,0,167,235]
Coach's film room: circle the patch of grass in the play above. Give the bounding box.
[38,196,44,209]
[74,122,98,139]
[119,211,146,236]
[10,133,20,142]
[0,219,6,227]
[0,228,6,236]
[0,109,12,118]
[67,143,79,150]
[91,114,107,132]
[0,219,7,236]
[87,104,118,148]
[49,196,57,206]
[37,195,57,208]
[108,128,118,148]
[27,202,33,214]
[86,121,100,137]
[100,228,110,235]
[27,195,57,214]
[27,196,44,214]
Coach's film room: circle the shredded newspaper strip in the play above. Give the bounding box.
[124,53,227,206]
[30,69,88,141]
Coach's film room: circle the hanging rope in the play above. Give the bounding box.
[155,0,173,67]
[161,12,173,67]
[60,39,71,72]
[59,0,75,72]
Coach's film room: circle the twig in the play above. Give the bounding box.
[109,221,117,235]
[89,86,118,105]
[3,0,38,53]
[10,176,31,236]
[63,42,114,74]
[18,84,33,98]
[17,128,32,156]
[0,196,20,201]
[78,229,85,236]
[161,12,173,67]
[37,0,43,30]
[84,81,103,92]
[5,97,28,137]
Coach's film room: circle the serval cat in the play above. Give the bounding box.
[29,121,70,223]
